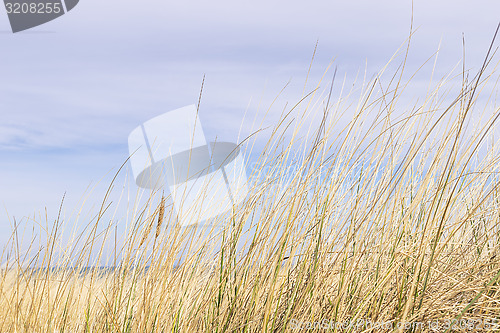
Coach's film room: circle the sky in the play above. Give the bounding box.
[0,0,499,257]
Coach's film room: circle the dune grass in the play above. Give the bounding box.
[2,31,500,332]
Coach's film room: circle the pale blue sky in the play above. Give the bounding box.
[1,0,499,254]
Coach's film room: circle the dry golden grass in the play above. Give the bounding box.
[2,30,500,332]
